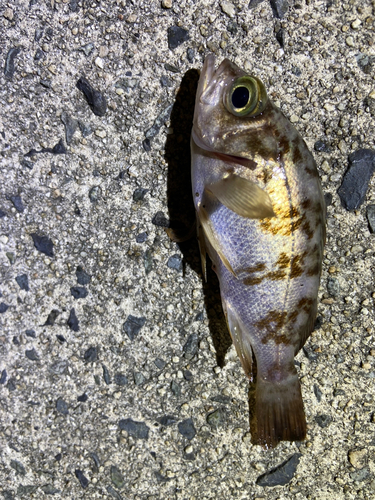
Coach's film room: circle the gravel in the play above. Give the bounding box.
[1,1,375,498]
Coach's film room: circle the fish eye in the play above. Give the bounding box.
[225,75,268,117]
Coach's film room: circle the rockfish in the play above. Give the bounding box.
[191,55,325,448]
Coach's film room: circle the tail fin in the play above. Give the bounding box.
[250,373,306,449]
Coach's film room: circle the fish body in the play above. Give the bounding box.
[191,55,325,448]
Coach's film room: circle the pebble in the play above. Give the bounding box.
[154,358,166,370]
[10,459,26,475]
[79,43,95,56]
[142,138,151,151]
[49,360,68,375]
[248,0,265,8]
[3,8,14,21]
[6,252,15,264]
[0,210,6,218]
[170,379,181,396]
[31,233,54,257]
[167,254,182,271]
[76,77,107,116]
[220,1,235,18]
[15,274,29,291]
[75,469,89,489]
[56,398,69,415]
[106,485,123,500]
[269,0,289,19]
[84,346,98,362]
[114,373,128,386]
[67,308,79,331]
[144,249,153,275]
[338,149,375,211]
[70,286,88,299]
[167,26,189,50]
[183,334,198,360]
[290,114,299,123]
[10,195,24,213]
[348,448,368,469]
[178,418,196,440]
[256,453,301,487]
[158,415,178,426]
[152,211,170,227]
[95,129,106,139]
[4,47,21,80]
[110,465,124,488]
[89,186,101,202]
[0,303,9,314]
[119,418,149,439]
[44,309,60,326]
[351,245,363,254]
[25,348,39,361]
[133,372,145,385]
[345,36,354,47]
[161,0,172,7]
[366,205,375,233]
[327,277,340,297]
[77,393,88,402]
[315,414,332,428]
[145,104,173,140]
[207,408,226,429]
[78,121,93,137]
[0,369,7,384]
[136,232,147,243]
[76,266,91,285]
[314,140,330,153]
[60,112,78,145]
[356,54,375,75]
[351,19,361,29]
[133,188,148,201]
[122,315,146,341]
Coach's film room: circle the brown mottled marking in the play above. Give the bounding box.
[255,310,287,332]
[291,139,303,164]
[243,275,264,286]
[306,262,321,276]
[301,220,314,239]
[301,199,311,209]
[242,262,267,273]
[297,297,314,312]
[287,309,299,323]
[275,252,291,269]
[290,251,308,278]
[266,270,287,281]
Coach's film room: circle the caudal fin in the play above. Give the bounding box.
[251,374,306,448]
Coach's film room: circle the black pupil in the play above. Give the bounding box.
[231,86,249,109]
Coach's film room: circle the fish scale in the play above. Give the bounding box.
[191,55,325,448]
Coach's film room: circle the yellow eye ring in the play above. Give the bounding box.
[224,75,268,117]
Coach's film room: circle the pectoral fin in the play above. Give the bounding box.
[198,205,236,277]
[207,174,275,219]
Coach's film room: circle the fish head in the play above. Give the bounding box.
[193,55,280,162]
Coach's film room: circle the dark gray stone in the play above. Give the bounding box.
[356,53,375,75]
[154,358,166,370]
[84,346,98,362]
[17,485,38,496]
[136,232,147,243]
[133,372,145,385]
[187,48,194,62]
[25,348,39,361]
[133,188,148,201]
[144,249,153,274]
[75,469,89,488]
[211,395,231,404]
[77,393,88,402]
[183,334,198,360]
[154,471,172,483]
[171,380,181,396]
[0,302,9,314]
[0,209,6,217]
[314,139,331,152]
[10,459,26,475]
[114,373,128,386]
[4,47,21,80]
[327,277,340,297]
[40,484,60,495]
[164,63,179,73]
[10,195,24,213]
[60,111,78,145]
[167,26,189,50]
[102,364,111,385]
[350,467,370,482]
[76,76,107,116]
[89,186,101,203]
[152,211,170,227]
[70,286,88,299]
[256,453,301,487]
[178,418,196,440]
[184,370,193,381]
[31,233,54,257]
[142,138,151,151]
[110,465,124,488]
[78,121,93,137]
[167,254,182,271]
[207,408,226,429]
[315,414,332,428]
[314,384,322,402]
[25,139,67,157]
[107,485,123,500]
[49,360,68,375]
[119,418,149,439]
[248,0,265,8]
[56,398,69,415]
[145,103,173,140]
[269,0,289,19]
[45,309,59,326]
[69,0,79,12]
[91,452,100,470]
[0,369,7,384]
[366,205,375,233]
[67,308,79,331]
[15,274,29,291]
[122,315,146,341]
[76,266,91,285]
[338,149,375,211]
[158,415,177,426]
[2,490,15,500]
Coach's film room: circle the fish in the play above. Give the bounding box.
[191,55,326,448]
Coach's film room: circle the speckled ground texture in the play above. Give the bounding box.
[1,0,375,499]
